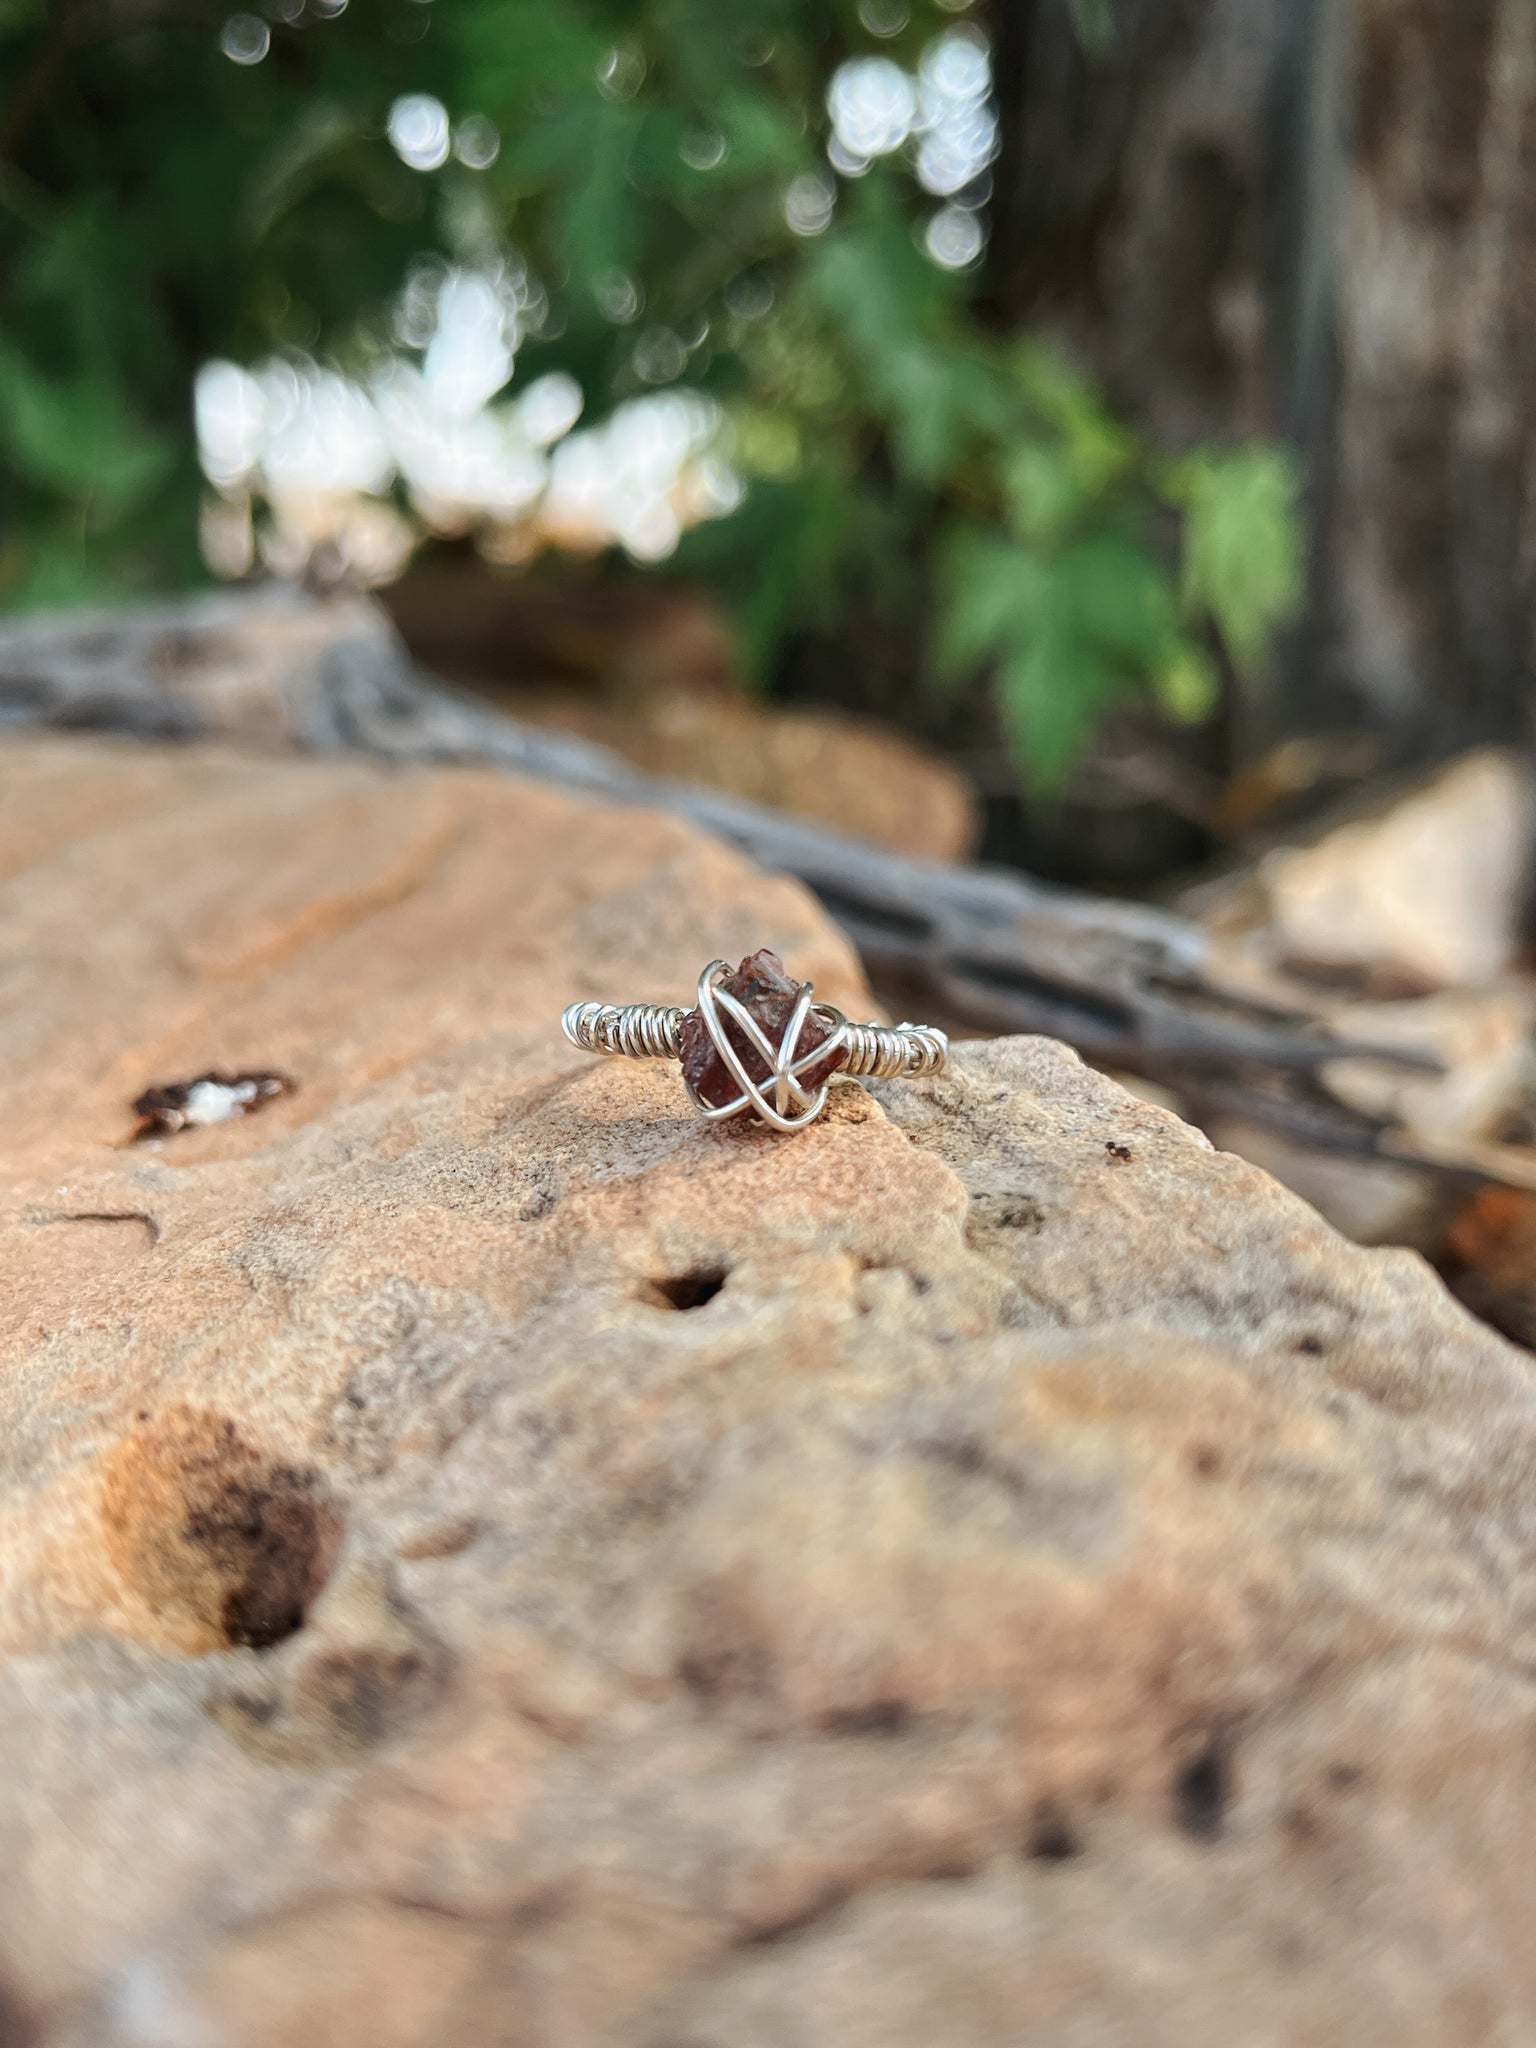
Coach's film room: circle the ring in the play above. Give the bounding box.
[561,948,948,1133]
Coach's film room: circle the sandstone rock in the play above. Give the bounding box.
[383,563,979,862]
[502,687,981,864]
[1193,749,1536,992]
[1,733,1534,2046]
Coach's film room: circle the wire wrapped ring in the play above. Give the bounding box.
[561,951,947,1133]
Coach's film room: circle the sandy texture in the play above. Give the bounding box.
[0,734,1532,2046]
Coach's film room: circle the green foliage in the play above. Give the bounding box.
[1068,0,1119,57]
[1166,447,1308,675]
[0,0,1304,784]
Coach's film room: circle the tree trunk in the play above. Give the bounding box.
[987,0,1536,764]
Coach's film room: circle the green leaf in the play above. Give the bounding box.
[803,183,986,482]
[996,622,1120,792]
[1069,0,1117,56]
[1056,531,1181,670]
[1002,441,1085,546]
[0,339,174,506]
[1154,641,1221,724]
[674,470,850,685]
[1168,446,1306,674]
[934,525,1042,684]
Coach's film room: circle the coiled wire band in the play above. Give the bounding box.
[561,999,947,1080]
[560,1000,682,1062]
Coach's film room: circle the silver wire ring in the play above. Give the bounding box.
[561,955,947,1133]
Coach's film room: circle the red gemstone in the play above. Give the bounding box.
[678,950,846,1114]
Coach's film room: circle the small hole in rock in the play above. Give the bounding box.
[1025,1800,1080,1862]
[1174,1737,1231,1841]
[1188,1443,1223,1480]
[1294,1335,1326,1356]
[651,1267,728,1312]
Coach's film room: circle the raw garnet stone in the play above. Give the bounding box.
[678,949,847,1113]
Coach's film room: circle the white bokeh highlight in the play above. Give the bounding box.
[387,94,451,172]
[196,264,739,583]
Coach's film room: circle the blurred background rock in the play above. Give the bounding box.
[5,0,1536,1338]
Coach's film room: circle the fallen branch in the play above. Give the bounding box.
[0,586,1437,1158]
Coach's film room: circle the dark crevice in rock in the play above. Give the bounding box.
[650,1267,729,1312]
[1024,1800,1081,1863]
[1174,1735,1232,1841]
[820,1699,912,1738]
[26,1207,160,1247]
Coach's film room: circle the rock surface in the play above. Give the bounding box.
[383,562,980,862]
[1192,749,1536,994]
[2,733,1535,2045]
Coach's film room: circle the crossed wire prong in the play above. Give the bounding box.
[691,958,845,1131]
[560,956,948,1133]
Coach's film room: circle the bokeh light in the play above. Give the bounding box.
[925,204,986,269]
[680,131,729,172]
[219,14,269,64]
[858,0,910,37]
[783,174,836,238]
[453,116,501,170]
[828,58,918,160]
[195,247,741,585]
[826,26,997,259]
[387,94,452,172]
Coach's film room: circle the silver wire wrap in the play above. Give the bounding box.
[559,1000,682,1061]
[835,1017,948,1080]
[561,961,948,1132]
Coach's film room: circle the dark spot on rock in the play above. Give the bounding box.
[1282,1801,1320,1843]
[1106,1141,1134,1162]
[513,1165,559,1222]
[211,1616,448,1767]
[921,1433,986,1477]
[677,1639,770,1702]
[822,1699,911,1737]
[1295,1334,1327,1356]
[1325,1761,1365,1791]
[194,1470,336,1650]
[1174,1735,1231,1841]
[100,1407,343,1654]
[650,1266,728,1312]
[1188,1442,1224,1480]
[969,1191,1045,1233]
[302,1638,441,1747]
[1025,1800,1080,1862]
